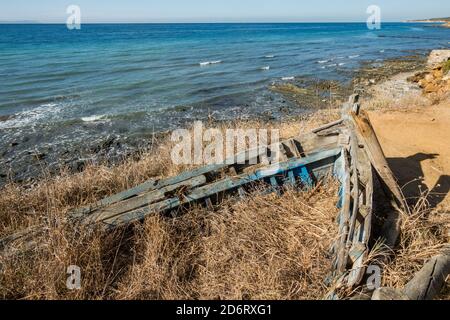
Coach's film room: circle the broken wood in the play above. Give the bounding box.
[404,250,450,300]
[0,95,409,300]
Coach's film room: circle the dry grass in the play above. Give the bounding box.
[1,100,448,300]
[380,195,449,290]
[0,114,343,300]
[362,91,432,111]
[115,184,340,300]
[0,180,340,300]
[0,112,342,238]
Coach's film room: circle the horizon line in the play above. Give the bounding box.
[0,20,423,25]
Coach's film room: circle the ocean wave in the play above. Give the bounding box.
[320,63,341,69]
[0,103,61,130]
[41,103,58,108]
[281,76,295,81]
[348,55,360,59]
[260,66,270,71]
[317,60,329,64]
[264,55,275,58]
[81,115,108,122]
[199,60,222,66]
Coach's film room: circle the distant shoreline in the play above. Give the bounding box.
[0,21,428,25]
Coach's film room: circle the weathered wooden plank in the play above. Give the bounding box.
[83,175,207,224]
[404,251,450,300]
[372,287,409,300]
[269,176,279,187]
[282,140,301,158]
[72,145,274,218]
[287,170,296,186]
[349,110,405,252]
[101,148,342,228]
[292,134,339,156]
[71,163,228,218]
[358,147,374,245]
[335,152,351,274]
[312,119,344,134]
[299,166,313,188]
[350,111,407,212]
[346,134,360,248]
[0,128,344,258]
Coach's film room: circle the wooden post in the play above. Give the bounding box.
[404,251,450,300]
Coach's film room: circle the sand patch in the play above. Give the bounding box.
[368,101,450,208]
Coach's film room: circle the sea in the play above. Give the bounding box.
[0,23,448,182]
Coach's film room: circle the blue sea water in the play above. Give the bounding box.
[0,23,448,180]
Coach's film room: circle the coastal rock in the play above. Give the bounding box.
[427,50,450,67]
[32,153,46,161]
[418,79,427,88]
[432,68,443,80]
[407,71,428,83]
[372,287,409,300]
[408,56,450,96]
[424,83,440,93]
[425,73,435,82]
[0,115,12,122]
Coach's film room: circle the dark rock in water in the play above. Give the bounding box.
[173,105,190,112]
[0,114,12,122]
[408,71,429,83]
[32,153,46,161]
[71,159,86,172]
[91,136,117,153]
[10,142,19,147]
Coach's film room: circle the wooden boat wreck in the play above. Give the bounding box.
[1,95,414,299]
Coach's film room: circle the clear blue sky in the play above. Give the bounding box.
[1,0,449,23]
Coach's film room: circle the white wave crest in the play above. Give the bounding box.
[199,60,222,66]
[81,115,108,122]
[0,103,61,130]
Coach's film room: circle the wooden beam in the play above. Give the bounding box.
[100,148,342,228]
[83,175,207,224]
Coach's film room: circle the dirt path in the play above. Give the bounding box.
[368,101,450,208]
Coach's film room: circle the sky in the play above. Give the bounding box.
[0,0,449,23]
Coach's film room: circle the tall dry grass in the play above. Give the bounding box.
[115,184,340,300]
[0,181,341,300]
[1,107,448,300]
[380,193,449,291]
[1,114,344,300]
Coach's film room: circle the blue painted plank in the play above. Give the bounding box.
[101,147,343,227]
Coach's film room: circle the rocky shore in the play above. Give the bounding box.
[408,50,450,95]
[269,53,428,110]
[0,51,445,188]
